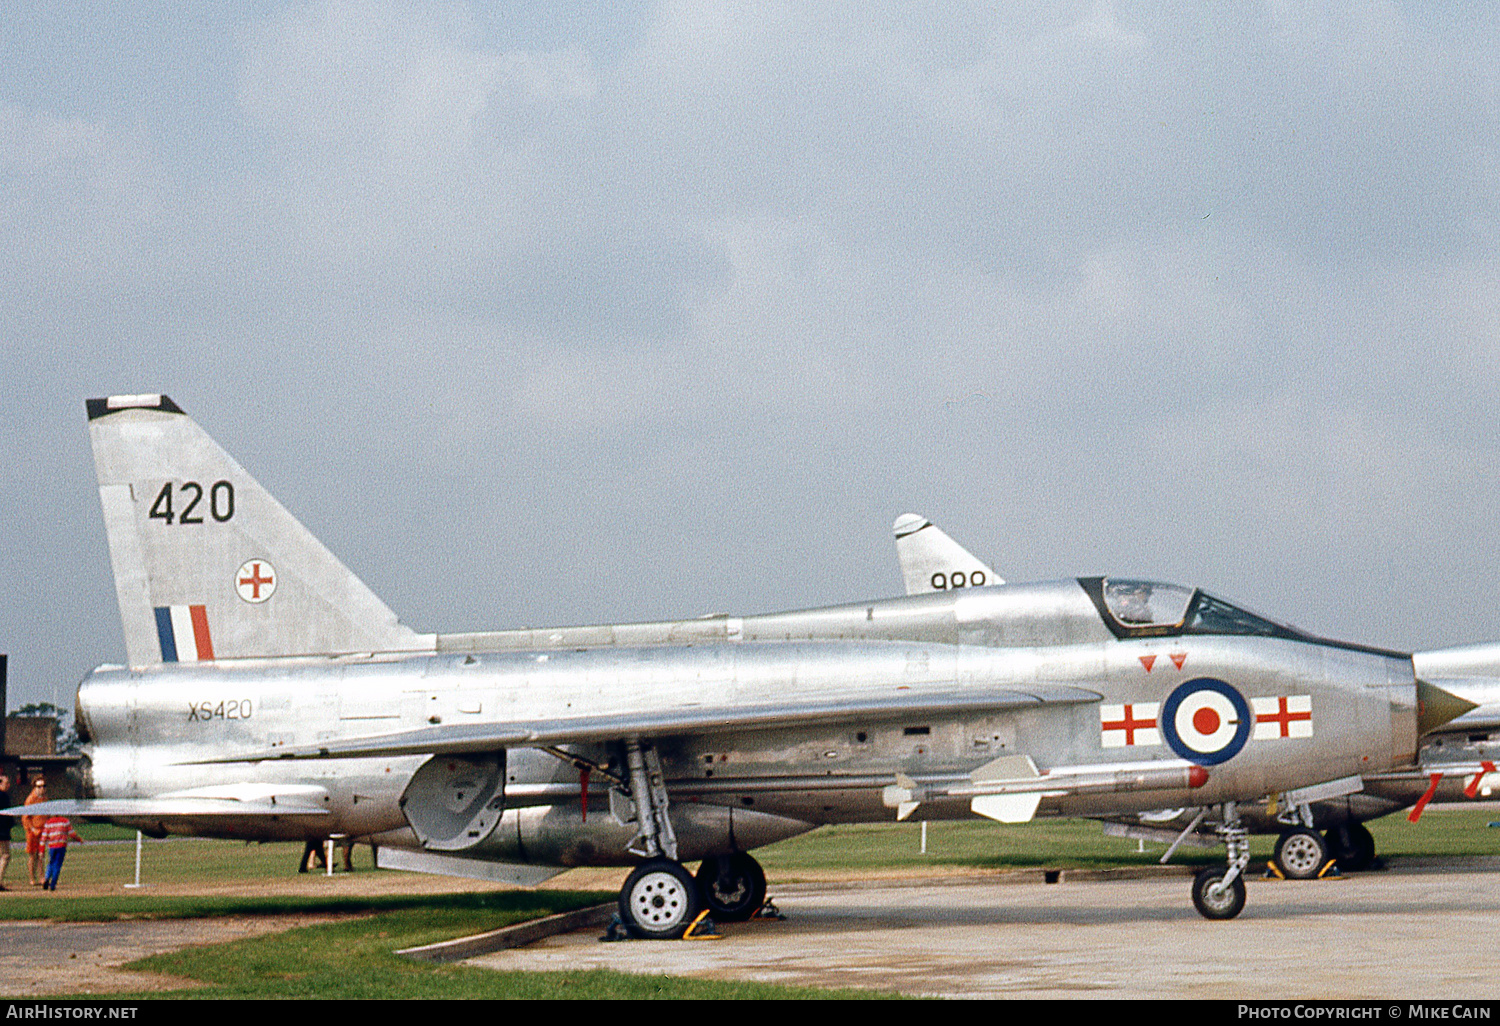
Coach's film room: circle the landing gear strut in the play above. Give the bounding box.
[611,741,772,938]
[1193,801,1249,920]
[614,739,701,939]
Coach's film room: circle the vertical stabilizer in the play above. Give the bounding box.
[87,395,434,665]
[892,513,1001,595]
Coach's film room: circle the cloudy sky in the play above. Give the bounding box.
[3,1,1499,709]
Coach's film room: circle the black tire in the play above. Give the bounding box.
[1192,867,1246,920]
[1273,827,1330,880]
[1325,822,1376,873]
[696,853,767,922]
[619,858,701,940]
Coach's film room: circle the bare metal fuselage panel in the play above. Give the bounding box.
[65,582,1418,865]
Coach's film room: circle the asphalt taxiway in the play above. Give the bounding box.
[5,860,1498,998]
[468,862,1500,999]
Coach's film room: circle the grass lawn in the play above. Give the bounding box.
[116,894,887,1000]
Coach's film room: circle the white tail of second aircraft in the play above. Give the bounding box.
[88,394,433,666]
[892,513,1001,595]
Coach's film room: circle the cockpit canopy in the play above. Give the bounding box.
[1085,577,1305,640]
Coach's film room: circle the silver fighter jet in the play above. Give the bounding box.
[10,397,1470,930]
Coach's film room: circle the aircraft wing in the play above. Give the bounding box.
[5,783,332,820]
[892,513,1001,594]
[4,798,329,819]
[189,683,1101,764]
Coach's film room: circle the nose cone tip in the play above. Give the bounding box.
[1416,678,1480,735]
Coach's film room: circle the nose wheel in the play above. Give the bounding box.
[1193,801,1250,920]
[1192,866,1247,919]
[619,858,701,939]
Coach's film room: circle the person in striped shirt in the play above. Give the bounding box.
[40,815,82,891]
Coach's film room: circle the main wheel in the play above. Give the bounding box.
[1273,827,1330,880]
[696,853,767,922]
[1325,823,1376,872]
[1192,867,1246,920]
[619,858,701,940]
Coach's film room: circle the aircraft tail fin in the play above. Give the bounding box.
[892,513,1001,595]
[87,394,433,665]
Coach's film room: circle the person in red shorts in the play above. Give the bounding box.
[41,815,82,891]
[23,778,47,888]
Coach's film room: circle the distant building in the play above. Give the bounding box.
[5,715,57,757]
[2,658,80,797]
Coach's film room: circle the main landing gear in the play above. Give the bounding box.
[696,852,768,922]
[1324,822,1376,873]
[1267,790,1337,880]
[619,858,701,940]
[612,739,772,939]
[1272,826,1331,880]
[616,852,770,939]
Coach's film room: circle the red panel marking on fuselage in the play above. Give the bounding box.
[1193,707,1220,735]
[1101,705,1157,745]
[1255,696,1312,738]
[1139,655,1156,672]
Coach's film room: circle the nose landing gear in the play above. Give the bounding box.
[1194,801,1251,920]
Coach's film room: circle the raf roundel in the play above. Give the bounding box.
[1160,678,1252,766]
[235,560,277,604]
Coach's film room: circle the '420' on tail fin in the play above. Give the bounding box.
[88,394,433,666]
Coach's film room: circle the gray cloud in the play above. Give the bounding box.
[3,2,1500,707]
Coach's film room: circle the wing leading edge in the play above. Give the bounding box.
[5,798,329,819]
